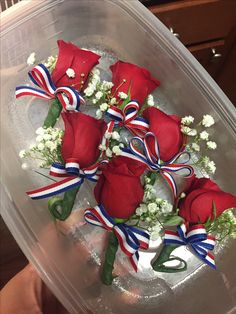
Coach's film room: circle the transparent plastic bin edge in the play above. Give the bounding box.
[1,1,236,314]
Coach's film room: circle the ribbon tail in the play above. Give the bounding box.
[161,171,177,199]
[15,86,52,100]
[130,251,139,272]
[27,176,84,199]
[191,245,216,269]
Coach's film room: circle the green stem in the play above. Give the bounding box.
[152,244,187,273]
[43,98,62,128]
[101,231,119,285]
[48,186,80,221]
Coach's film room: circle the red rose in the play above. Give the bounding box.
[179,176,236,224]
[94,156,146,219]
[52,40,100,90]
[110,61,160,106]
[142,107,184,161]
[61,112,106,169]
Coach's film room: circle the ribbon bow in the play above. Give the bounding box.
[84,205,150,272]
[121,132,194,198]
[164,223,216,269]
[27,159,99,200]
[106,100,149,137]
[15,64,85,111]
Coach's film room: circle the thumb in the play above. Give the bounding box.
[1,264,43,314]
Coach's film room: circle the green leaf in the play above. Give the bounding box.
[204,216,212,229]
[114,217,127,224]
[163,215,183,226]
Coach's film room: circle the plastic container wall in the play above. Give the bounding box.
[1,1,236,313]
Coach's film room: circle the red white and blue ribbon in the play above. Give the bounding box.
[164,223,216,269]
[27,159,99,200]
[106,100,149,137]
[84,205,150,272]
[120,132,194,199]
[15,64,85,111]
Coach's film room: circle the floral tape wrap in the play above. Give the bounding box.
[84,204,150,272]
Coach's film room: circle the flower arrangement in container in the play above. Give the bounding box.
[17,40,236,285]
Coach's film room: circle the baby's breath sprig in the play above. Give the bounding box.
[43,55,58,72]
[205,209,236,242]
[19,127,64,168]
[26,52,58,72]
[83,68,117,118]
[98,128,125,159]
[129,173,182,240]
[138,94,159,116]
[181,114,217,176]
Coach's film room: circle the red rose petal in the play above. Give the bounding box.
[61,112,106,168]
[110,61,160,106]
[94,156,146,219]
[185,190,236,223]
[143,107,183,161]
[52,40,100,90]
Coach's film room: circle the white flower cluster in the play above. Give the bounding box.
[83,68,116,117]
[44,55,58,72]
[181,114,215,143]
[146,94,155,107]
[98,130,124,158]
[181,115,194,126]
[19,127,64,168]
[132,176,174,240]
[83,68,101,97]
[181,114,217,175]
[118,91,128,100]
[135,196,173,240]
[27,52,36,66]
[181,126,197,136]
[202,114,215,128]
[66,68,75,78]
[200,156,216,175]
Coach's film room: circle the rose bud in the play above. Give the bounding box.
[94,156,146,219]
[178,177,236,224]
[52,40,100,90]
[110,61,160,106]
[61,112,106,168]
[143,107,184,161]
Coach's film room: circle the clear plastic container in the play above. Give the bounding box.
[1,1,236,313]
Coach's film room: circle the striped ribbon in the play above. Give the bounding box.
[120,132,194,198]
[84,205,150,272]
[164,223,216,269]
[106,100,149,137]
[15,64,85,111]
[27,159,99,200]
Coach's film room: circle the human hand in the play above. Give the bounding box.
[0,264,68,314]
